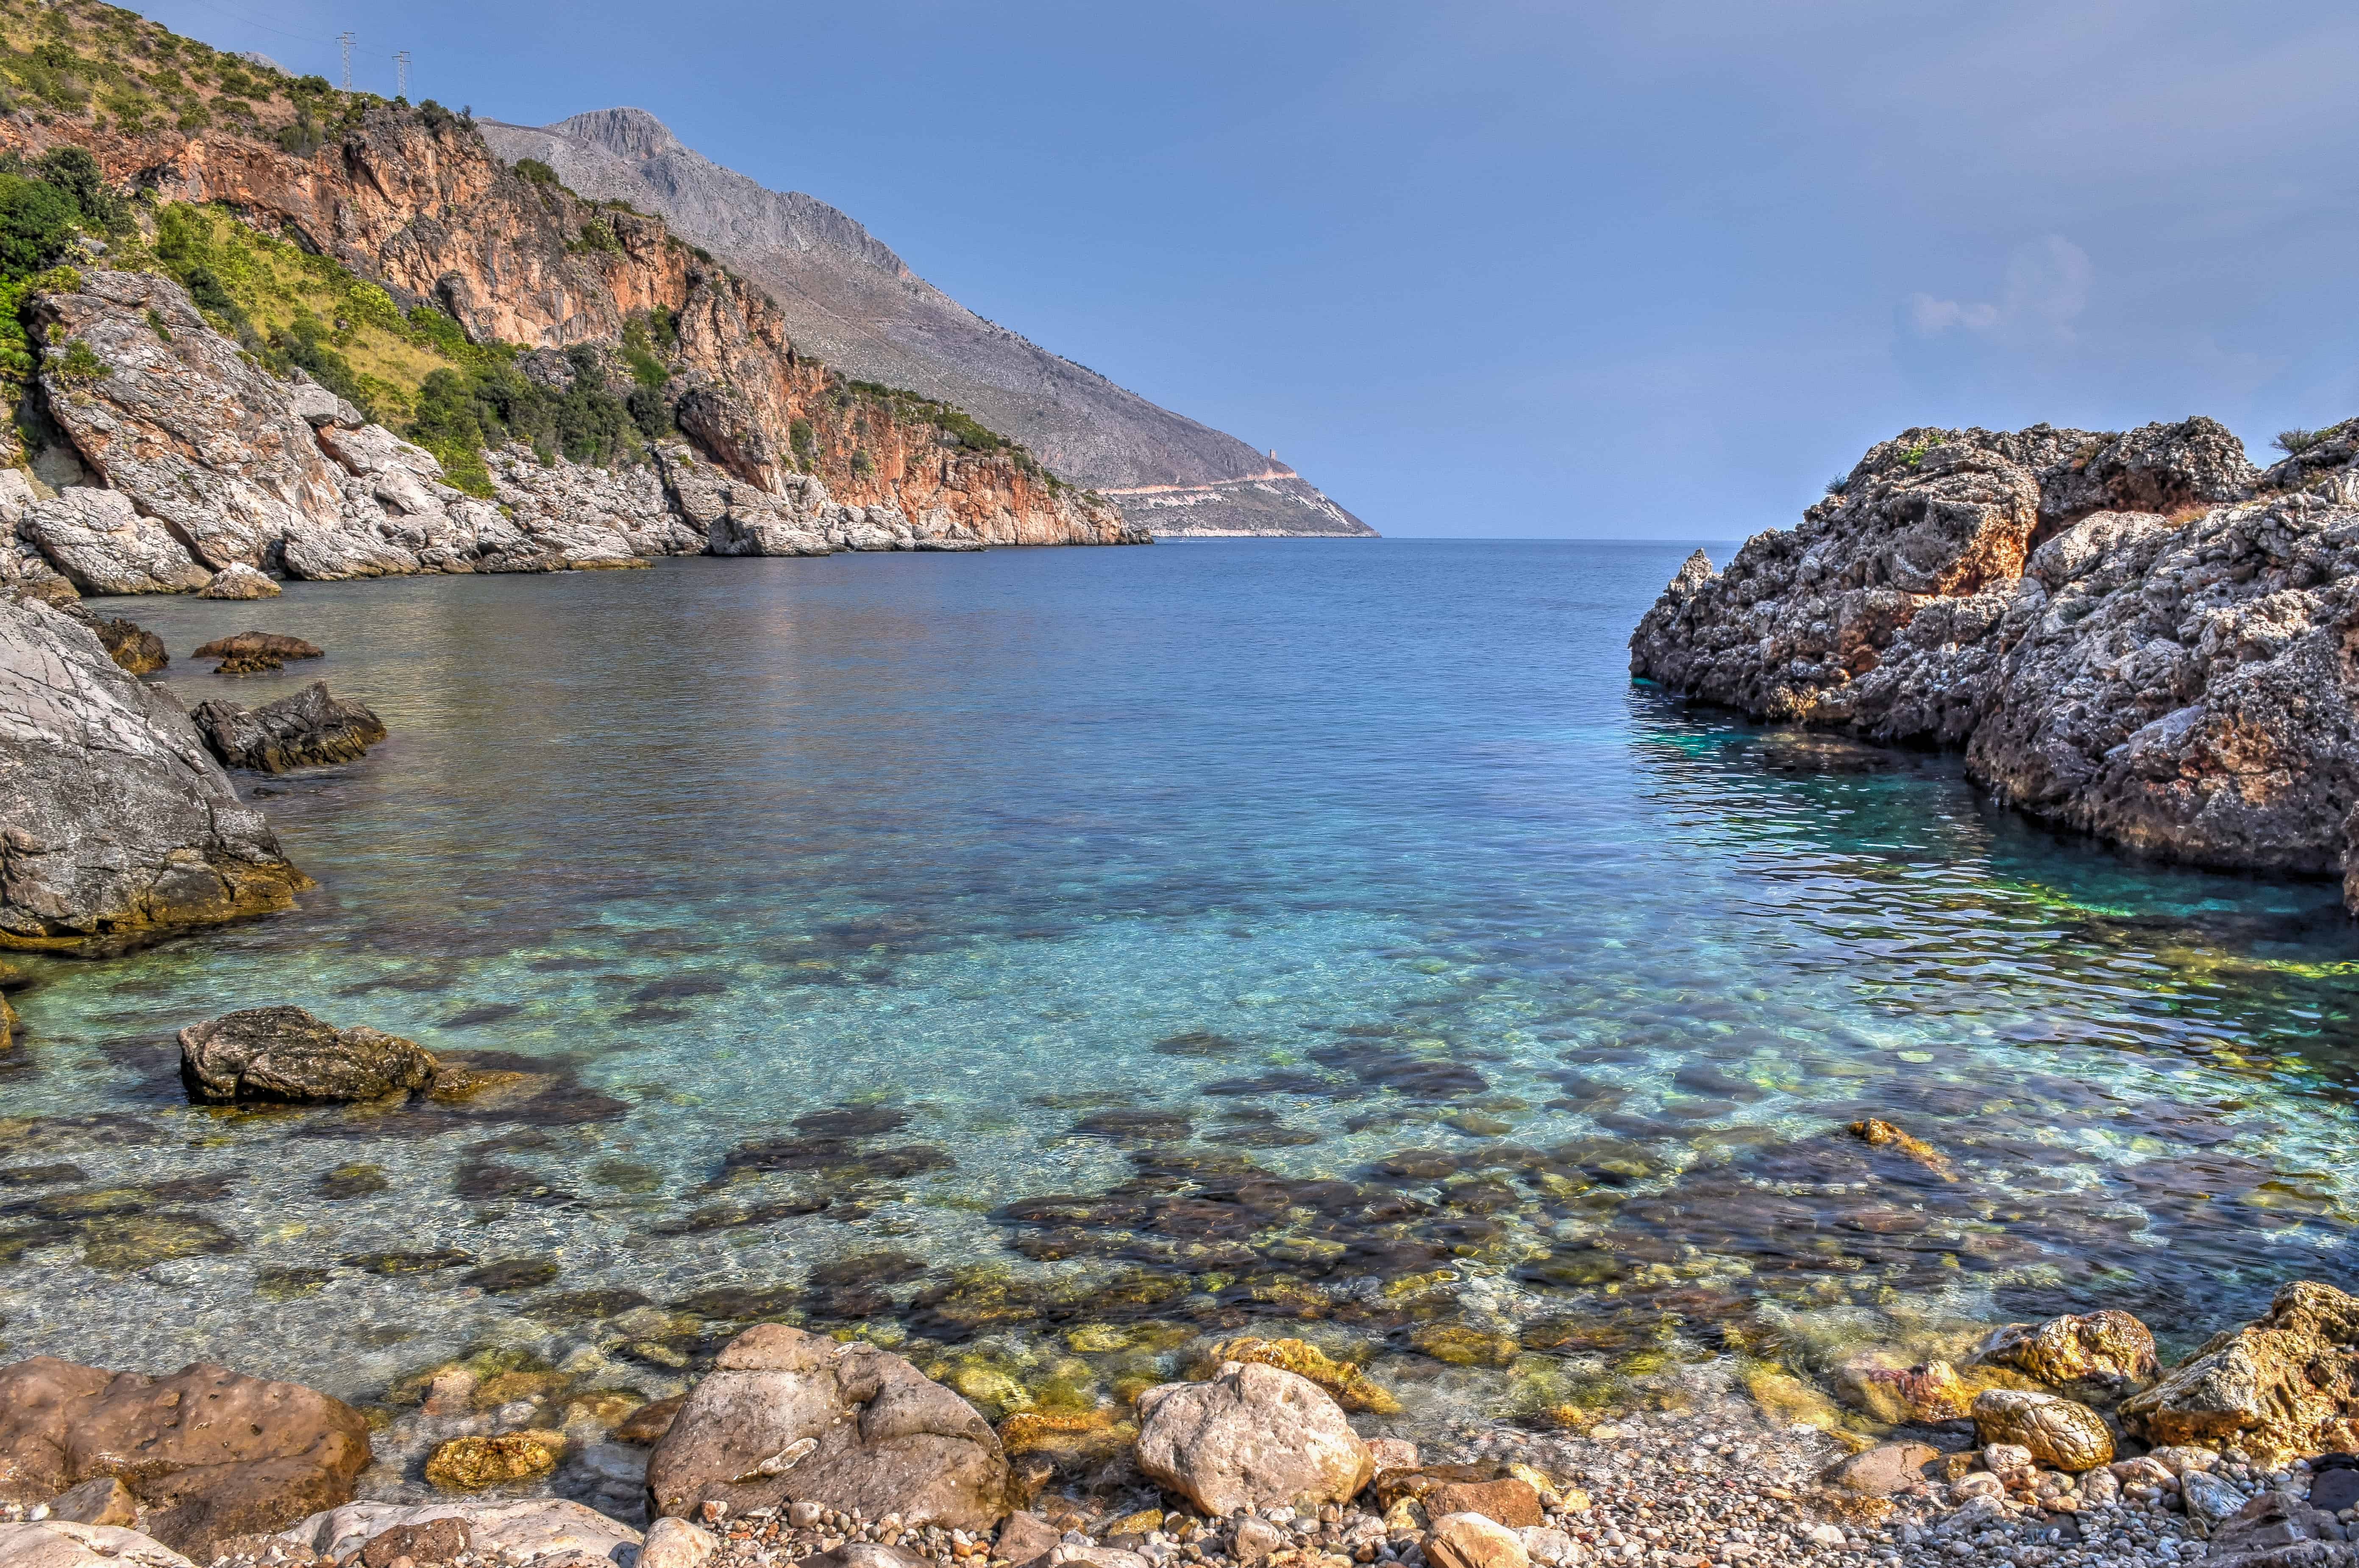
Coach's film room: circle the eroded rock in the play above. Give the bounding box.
[1972,1309,2157,1390]
[2120,1280,2359,1465]
[0,1522,192,1568]
[1970,1388,2114,1472]
[646,1323,1010,1531]
[278,1501,637,1568]
[197,565,280,600]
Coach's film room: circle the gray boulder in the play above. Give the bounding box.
[177,1006,437,1103]
[0,598,308,952]
[22,489,208,596]
[1133,1360,1374,1516]
[0,1523,193,1568]
[646,1323,1010,1530]
[196,564,280,600]
[189,682,386,773]
[278,1500,636,1568]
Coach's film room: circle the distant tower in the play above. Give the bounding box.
[337,31,354,89]
[392,50,410,97]
[1268,449,1277,461]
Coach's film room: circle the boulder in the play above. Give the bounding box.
[2120,1280,2359,1465]
[22,490,208,596]
[58,612,167,676]
[189,681,386,773]
[645,1323,1011,1531]
[196,565,280,600]
[178,1006,437,1104]
[278,1501,638,1568]
[1971,1309,2157,1390]
[190,633,322,662]
[1825,1442,1940,1498]
[1422,1514,1529,1568]
[0,598,309,951]
[1422,1480,1542,1528]
[0,1356,370,1558]
[995,1514,1063,1568]
[1133,1360,1374,1517]
[1969,1389,2114,1472]
[0,1523,192,1568]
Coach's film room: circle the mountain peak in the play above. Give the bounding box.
[550,107,684,162]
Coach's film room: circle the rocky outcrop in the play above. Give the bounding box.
[1968,1389,2113,1472]
[646,1325,1011,1531]
[478,109,1369,538]
[0,1357,370,1558]
[57,608,166,676]
[2119,1280,2359,1466]
[198,564,278,599]
[189,682,386,773]
[1133,1362,1374,1517]
[0,598,308,951]
[178,1006,437,1103]
[192,634,321,662]
[1630,417,2359,892]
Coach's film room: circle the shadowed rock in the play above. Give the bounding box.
[190,682,386,773]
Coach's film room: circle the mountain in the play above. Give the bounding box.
[476,109,1376,538]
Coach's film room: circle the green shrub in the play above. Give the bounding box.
[0,173,78,276]
[512,158,559,186]
[570,217,620,255]
[53,338,108,383]
[790,417,818,467]
[2273,427,2339,456]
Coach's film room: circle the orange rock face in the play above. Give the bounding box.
[4,112,1140,549]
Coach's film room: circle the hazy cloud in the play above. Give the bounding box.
[1909,236,2092,345]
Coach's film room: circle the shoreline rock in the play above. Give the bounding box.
[1628,416,2359,897]
[0,598,309,952]
[178,1006,437,1104]
[189,683,386,773]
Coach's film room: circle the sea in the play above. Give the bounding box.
[6,539,2356,1435]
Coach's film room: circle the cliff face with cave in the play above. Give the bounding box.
[0,106,1142,551]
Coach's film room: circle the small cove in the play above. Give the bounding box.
[4,539,2356,1446]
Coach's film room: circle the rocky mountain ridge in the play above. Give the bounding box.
[476,108,1375,538]
[1630,414,2359,905]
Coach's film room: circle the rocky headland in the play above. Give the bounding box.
[1629,416,2359,906]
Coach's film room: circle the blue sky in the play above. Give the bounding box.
[139,0,2359,537]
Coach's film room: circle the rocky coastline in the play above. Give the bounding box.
[7,1278,2359,1568]
[1628,416,2359,907]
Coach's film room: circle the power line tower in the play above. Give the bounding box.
[337,31,354,90]
[392,51,409,98]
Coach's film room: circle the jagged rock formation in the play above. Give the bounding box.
[3,107,1144,564]
[478,108,1374,538]
[1630,416,2359,904]
[0,596,309,951]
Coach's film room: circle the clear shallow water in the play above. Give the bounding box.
[5,540,2358,1436]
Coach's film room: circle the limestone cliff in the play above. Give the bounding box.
[478,108,1374,538]
[0,86,1141,553]
[1630,416,2359,904]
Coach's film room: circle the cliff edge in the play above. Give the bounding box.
[1630,417,2359,906]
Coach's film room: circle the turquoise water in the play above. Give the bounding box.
[4,540,2356,1429]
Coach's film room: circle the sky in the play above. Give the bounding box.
[134,0,2359,538]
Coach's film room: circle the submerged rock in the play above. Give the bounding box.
[423,1432,562,1491]
[1197,1336,1401,1414]
[1134,1360,1374,1516]
[178,1006,437,1103]
[189,682,386,773]
[0,1356,370,1557]
[2120,1279,2359,1465]
[0,598,309,951]
[647,1323,1010,1530]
